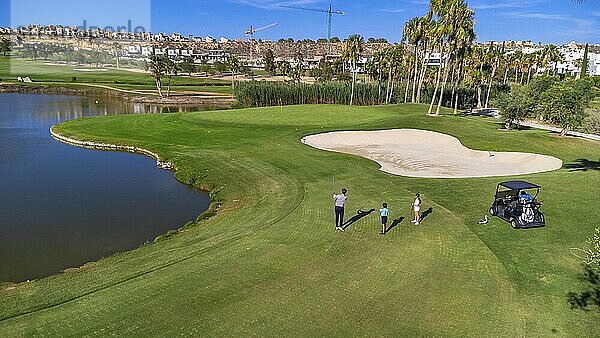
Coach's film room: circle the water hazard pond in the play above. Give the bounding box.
[1,93,212,282]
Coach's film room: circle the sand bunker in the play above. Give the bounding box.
[303,129,563,178]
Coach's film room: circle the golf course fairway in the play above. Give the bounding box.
[1,104,598,336]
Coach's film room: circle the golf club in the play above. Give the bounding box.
[356,201,369,214]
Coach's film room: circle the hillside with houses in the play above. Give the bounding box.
[1,24,599,77]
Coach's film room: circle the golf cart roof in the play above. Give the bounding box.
[498,180,540,190]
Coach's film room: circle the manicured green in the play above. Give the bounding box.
[0,56,232,94]
[1,104,598,336]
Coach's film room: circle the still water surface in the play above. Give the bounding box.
[0,94,212,282]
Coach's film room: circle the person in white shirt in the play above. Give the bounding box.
[411,193,421,225]
[333,188,348,231]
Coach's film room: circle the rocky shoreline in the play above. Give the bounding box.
[0,82,234,106]
[50,126,175,170]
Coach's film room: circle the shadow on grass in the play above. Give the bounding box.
[384,216,405,234]
[567,266,600,311]
[342,208,375,230]
[565,159,600,172]
[420,207,434,222]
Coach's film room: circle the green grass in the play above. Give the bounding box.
[0,56,232,95]
[1,104,598,336]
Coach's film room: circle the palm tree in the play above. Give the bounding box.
[452,44,472,114]
[370,50,385,103]
[416,14,434,104]
[403,52,414,103]
[464,46,486,108]
[542,45,562,76]
[426,19,445,115]
[390,45,405,104]
[380,47,392,104]
[501,52,510,85]
[427,0,475,115]
[437,0,475,115]
[343,34,364,105]
[527,51,542,83]
[484,45,501,109]
[509,51,522,83]
[404,17,424,103]
[149,55,167,98]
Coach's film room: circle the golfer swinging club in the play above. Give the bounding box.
[333,188,348,231]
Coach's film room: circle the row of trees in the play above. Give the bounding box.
[274,37,387,44]
[233,81,397,107]
[10,42,146,68]
[496,76,597,134]
[149,55,247,97]
[385,0,476,115]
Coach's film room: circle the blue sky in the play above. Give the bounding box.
[1,0,599,44]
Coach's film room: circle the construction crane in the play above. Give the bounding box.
[245,23,277,61]
[279,3,345,56]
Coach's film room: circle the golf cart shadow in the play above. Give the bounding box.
[341,208,375,230]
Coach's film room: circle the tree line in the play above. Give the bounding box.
[496,76,598,135]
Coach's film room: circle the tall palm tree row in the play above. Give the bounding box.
[399,0,476,115]
[342,34,364,105]
[403,17,426,103]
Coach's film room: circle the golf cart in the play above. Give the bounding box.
[489,180,546,229]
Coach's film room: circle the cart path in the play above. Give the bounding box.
[520,120,600,142]
[474,109,600,142]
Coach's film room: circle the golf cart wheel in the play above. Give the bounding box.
[536,212,545,224]
[510,219,519,229]
[489,206,496,216]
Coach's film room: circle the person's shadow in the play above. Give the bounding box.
[341,208,375,230]
[420,207,434,222]
[384,217,405,234]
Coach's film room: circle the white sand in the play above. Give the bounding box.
[303,129,563,178]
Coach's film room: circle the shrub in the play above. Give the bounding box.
[582,109,600,135]
[495,85,533,129]
[233,81,400,107]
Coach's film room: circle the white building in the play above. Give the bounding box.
[141,46,154,56]
[128,45,141,55]
[425,52,446,67]
[555,42,599,76]
[522,46,543,54]
[587,53,600,76]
